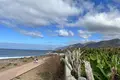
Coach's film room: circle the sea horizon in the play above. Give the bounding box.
[0,48,51,59]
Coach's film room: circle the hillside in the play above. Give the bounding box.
[57,38,120,50]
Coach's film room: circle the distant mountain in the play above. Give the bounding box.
[85,38,120,48]
[58,38,120,49]
[55,46,68,50]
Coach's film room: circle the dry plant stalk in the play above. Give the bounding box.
[84,61,94,80]
[67,48,84,79]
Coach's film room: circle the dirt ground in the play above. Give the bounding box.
[12,55,65,80]
[0,56,45,72]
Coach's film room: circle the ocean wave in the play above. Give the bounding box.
[0,56,31,59]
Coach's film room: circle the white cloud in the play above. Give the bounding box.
[67,4,120,40]
[0,0,80,26]
[69,31,74,36]
[56,29,74,37]
[1,0,120,40]
[78,11,120,32]
[0,20,43,38]
[79,11,120,39]
[19,30,43,38]
[101,32,120,40]
[113,0,120,3]
[78,30,91,39]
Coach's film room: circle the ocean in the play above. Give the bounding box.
[0,49,51,59]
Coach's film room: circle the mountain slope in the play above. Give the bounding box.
[61,38,120,49]
[85,38,120,48]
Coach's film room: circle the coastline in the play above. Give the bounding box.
[0,48,51,60]
[0,56,31,60]
[0,52,51,60]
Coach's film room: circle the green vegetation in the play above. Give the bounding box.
[62,48,120,80]
[82,48,120,80]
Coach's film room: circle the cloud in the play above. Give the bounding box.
[0,0,95,37]
[0,43,60,50]
[0,20,43,38]
[101,32,120,40]
[56,29,74,37]
[78,30,91,40]
[69,31,74,36]
[67,3,120,40]
[77,11,120,32]
[0,0,80,26]
[1,0,120,40]
[81,11,120,39]
[113,0,120,3]
[0,0,95,27]
[19,30,43,38]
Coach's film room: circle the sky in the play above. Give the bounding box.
[0,0,120,50]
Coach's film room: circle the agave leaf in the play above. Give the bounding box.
[101,60,105,68]
[90,54,96,61]
[97,64,108,79]
[97,64,103,69]
[97,55,101,64]
[117,64,120,74]
[111,55,119,69]
[103,56,111,68]
[93,72,102,80]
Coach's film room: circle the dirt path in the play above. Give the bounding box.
[12,55,65,80]
[0,57,49,80]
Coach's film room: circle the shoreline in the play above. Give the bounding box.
[0,54,49,60]
[0,52,63,60]
[0,56,32,60]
